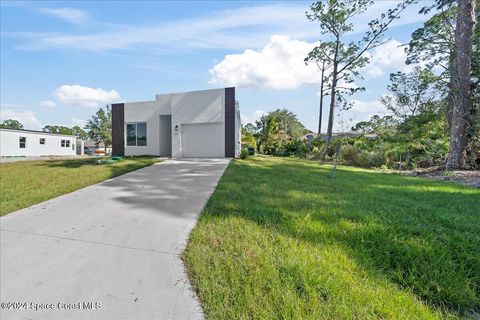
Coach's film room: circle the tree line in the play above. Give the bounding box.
[1,105,112,151]
[242,0,478,170]
[302,0,478,169]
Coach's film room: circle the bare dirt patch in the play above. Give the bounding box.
[404,167,480,188]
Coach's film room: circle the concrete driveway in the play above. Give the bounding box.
[0,158,230,320]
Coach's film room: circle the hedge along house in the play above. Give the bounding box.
[112,88,241,158]
[0,128,80,157]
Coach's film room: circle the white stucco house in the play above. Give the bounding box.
[112,87,241,158]
[0,128,79,157]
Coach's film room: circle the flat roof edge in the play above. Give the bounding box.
[0,128,76,137]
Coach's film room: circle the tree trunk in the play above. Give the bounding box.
[324,40,340,156]
[447,0,477,169]
[446,53,456,129]
[324,65,338,155]
[318,61,325,136]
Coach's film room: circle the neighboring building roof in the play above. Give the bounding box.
[0,128,75,137]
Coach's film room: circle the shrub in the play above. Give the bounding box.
[283,139,309,157]
[369,150,386,167]
[240,149,249,159]
[309,146,323,160]
[357,150,386,168]
[340,144,358,165]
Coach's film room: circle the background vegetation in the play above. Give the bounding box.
[241,0,479,170]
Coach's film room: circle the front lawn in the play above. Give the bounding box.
[183,157,480,319]
[0,157,157,216]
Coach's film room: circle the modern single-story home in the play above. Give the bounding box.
[0,128,81,157]
[112,87,241,158]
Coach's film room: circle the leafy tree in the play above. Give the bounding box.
[267,109,307,140]
[255,115,279,154]
[42,125,73,135]
[351,115,397,134]
[306,0,413,155]
[254,109,307,155]
[407,0,479,168]
[85,105,112,151]
[0,119,23,129]
[241,125,257,149]
[406,4,457,112]
[72,126,88,140]
[381,67,438,120]
[447,0,477,169]
[243,123,256,135]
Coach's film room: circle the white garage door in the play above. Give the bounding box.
[181,122,224,157]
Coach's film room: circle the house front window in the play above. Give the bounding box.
[126,122,147,146]
[40,138,45,145]
[19,137,26,148]
[61,139,70,147]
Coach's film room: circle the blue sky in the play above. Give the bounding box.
[0,0,434,132]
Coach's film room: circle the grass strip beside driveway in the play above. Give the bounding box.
[0,157,157,216]
[183,157,480,319]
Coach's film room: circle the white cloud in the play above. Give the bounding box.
[241,110,267,125]
[72,118,86,128]
[39,8,89,24]
[0,109,43,130]
[39,99,56,108]
[350,99,386,114]
[210,35,318,89]
[209,36,417,90]
[54,85,121,108]
[364,40,413,78]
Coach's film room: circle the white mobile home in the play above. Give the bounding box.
[0,128,77,157]
[112,87,241,158]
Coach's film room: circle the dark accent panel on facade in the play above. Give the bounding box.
[224,87,235,157]
[112,103,125,156]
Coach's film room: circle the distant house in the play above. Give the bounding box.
[303,132,318,144]
[0,128,80,157]
[83,141,112,155]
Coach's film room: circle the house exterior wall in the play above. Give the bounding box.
[234,101,242,157]
[118,88,239,158]
[0,129,77,157]
[123,98,171,156]
[76,139,84,155]
[171,88,225,158]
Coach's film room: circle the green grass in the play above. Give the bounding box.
[0,157,157,216]
[183,157,480,319]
